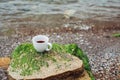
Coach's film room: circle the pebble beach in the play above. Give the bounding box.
[0,0,120,80]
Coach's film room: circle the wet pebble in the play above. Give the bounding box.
[0,69,7,80]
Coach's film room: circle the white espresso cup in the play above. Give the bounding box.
[32,35,52,52]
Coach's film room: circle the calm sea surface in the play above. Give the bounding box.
[0,0,120,21]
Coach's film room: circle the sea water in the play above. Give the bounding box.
[0,0,120,21]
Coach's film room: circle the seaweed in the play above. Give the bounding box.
[11,43,95,79]
[112,33,120,37]
[52,43,95,80]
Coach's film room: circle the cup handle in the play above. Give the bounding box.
[46,43,52,51]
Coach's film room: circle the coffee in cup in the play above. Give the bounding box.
[32,35,52,52]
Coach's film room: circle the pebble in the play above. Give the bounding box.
[64,24,69,28]
[79,24,91,30]
[57,35,61,38]
[0,69,7,80]
[88,46,92,49]
[101,58,107,62]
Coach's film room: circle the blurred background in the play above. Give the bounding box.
[0,0,120,21]
[0,0,120,80]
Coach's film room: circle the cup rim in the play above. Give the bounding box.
[32,35,49,43]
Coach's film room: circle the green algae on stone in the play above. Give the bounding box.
[10,43,95,80]
[112,33,120,37]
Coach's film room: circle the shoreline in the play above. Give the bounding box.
[0,14,120,80]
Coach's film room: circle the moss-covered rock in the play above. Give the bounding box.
[10,43,95,80]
